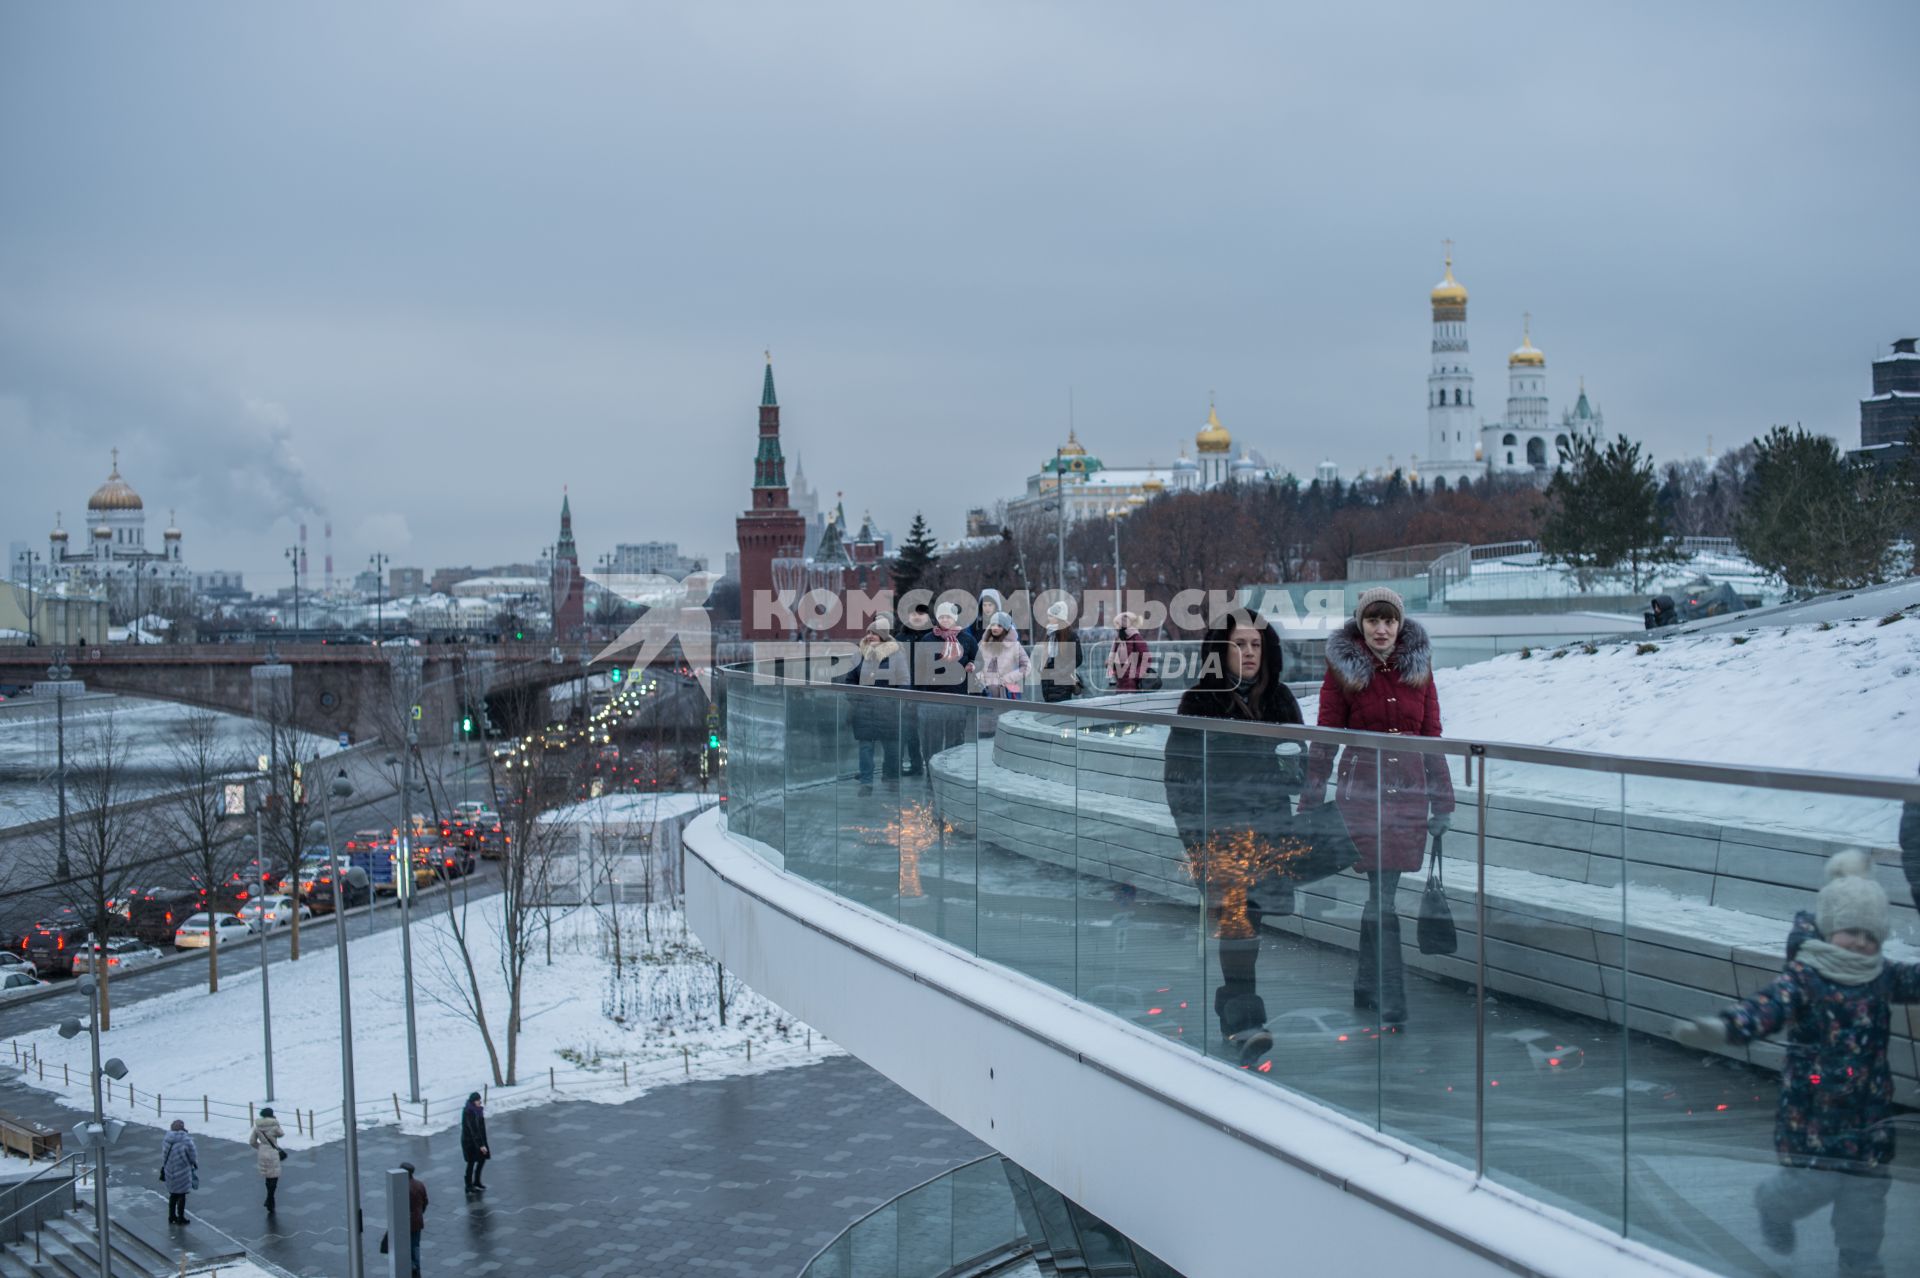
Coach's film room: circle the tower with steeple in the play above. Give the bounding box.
[736,353,809,641]
[1424,245,1481,489]
[550,489,585,640]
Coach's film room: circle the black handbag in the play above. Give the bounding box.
[1279,801,1359,887]
[1417,833,1459,956]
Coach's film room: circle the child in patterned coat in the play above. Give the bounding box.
[1673,850,1920,1278]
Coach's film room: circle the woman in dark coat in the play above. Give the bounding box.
[461,1092,490,1192]
[1301,588,1455,1025]
[1162,611,1304,1064]
[159,1119,199,1224]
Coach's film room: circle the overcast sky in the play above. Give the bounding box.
[4,1,1916,586]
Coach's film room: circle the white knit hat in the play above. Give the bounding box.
[1816,850,1889,943]
[1046,600,1073,623]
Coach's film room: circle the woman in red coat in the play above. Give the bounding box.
[1301,587,1455,1025]
[1106,613,1150,691]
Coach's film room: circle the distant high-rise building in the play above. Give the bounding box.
[610,541,705,578]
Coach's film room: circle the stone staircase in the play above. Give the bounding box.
[0,1194,245,1278]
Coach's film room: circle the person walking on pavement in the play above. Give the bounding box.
[402,1161,428,1276]
[159,1119,199,1225]
[1301,587,1455,1027]
[843,616,906,794]
[461,1092,490,1192]
[250,1106,287,1213]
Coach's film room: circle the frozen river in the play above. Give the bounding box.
[0,692,338,831]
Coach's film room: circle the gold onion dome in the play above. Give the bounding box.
[1431,257,1468,307]
[87,451,143,511]
[164,509,182,539]
[1509,315,1545,367]
[1059,429,1087,457]
[1195,402,1231,454]
[50,517,68,542]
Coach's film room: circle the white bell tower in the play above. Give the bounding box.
[1424,243,1481,488]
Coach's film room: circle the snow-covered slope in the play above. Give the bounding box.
[1438,612,1919,778]
[1303,605,1920,841]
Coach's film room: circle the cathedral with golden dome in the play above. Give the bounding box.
[39,450,194,620]
[1007,398,1274,526]
[1420,246,1603,489]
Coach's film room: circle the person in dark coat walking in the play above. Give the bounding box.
[461,1093,489,1192]
[1162,611,1305,1065]
[913,603,979,760]
[159,1119,199,1224]
[403,1161,428,1276]
[895,603,936,777]
[1301,588,1455,1025]
[1673,852,1920,1278]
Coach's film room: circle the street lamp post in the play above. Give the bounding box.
[320,767,366,1278]
[21,550,40,645]
[49,649,72,880]
[369,553,389,638]
[248,816,275,1101]
[59,976,127,1278]
[1055,447,1068,594]
[391,734,422,1105]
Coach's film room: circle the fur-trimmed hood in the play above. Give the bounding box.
[1326,617,1433,693]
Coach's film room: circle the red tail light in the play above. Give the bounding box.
[56,937,64,951]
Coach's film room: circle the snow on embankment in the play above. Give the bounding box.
[1303,606,1920,842]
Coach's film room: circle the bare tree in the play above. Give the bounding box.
[35,712,142,1029]
[163,710,248,993]
[255,685,324,961]
[430,740,570,1085]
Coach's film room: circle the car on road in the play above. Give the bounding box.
[434,846,477,879]
[130,889,204,946]
[173,913,255,949]
[279,858,372,912]
[0,971,51,1001]
[237,895,312,930]
[23,916,92,978]
[71,937,165,974]
[0,952,39,979]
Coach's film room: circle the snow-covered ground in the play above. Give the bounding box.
[5,896,834,1147]
[1302,604,1920,842]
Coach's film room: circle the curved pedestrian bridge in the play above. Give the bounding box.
[690,670,1920,1278]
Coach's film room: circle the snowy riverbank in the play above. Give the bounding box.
[5,896,835,1147]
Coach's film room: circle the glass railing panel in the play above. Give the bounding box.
[915,693,979,953]
[845,1201,898,1278]
[951,1156,1017,1265]
[722,668,783,852]
[894,1175,955,1274]
[1375,742,1478,1170]
[1620,775,1917,1277]
[805,1233,850,1278]
[1474,754,1628,1233]
[835,689,903,920]
[973,698,1079,993]
[783,681,844,889]
[1073,707,1205,1062]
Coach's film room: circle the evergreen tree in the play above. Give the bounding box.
[1734,425,1911,593]
[1540,434,1676,590]
[890,512,940,597]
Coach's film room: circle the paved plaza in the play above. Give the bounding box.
[0,1055,986,1277]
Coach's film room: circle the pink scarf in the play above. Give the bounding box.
[933,625,962,662]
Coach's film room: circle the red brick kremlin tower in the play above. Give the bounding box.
[550,489,586,640]
[736,354,807,641]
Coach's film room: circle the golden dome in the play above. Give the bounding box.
[1142,475,1166,492]
[50,524,68,542]
[1431,243,1467,307]
[164,509,182,540]
[92,524,112,539]
[87,450,143,512]
[1059,428,1087,457]
[1509,313,1545,367]
[1195,401,1231,454]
